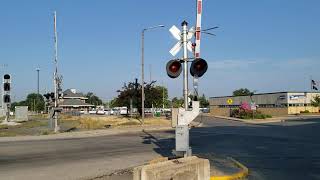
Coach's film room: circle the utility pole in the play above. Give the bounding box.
[53,11,60,133]
[36,68,40,113]
[162,81,165,109]
[141,24,165,124]
[36,68,40,95]
[141,30,145,123]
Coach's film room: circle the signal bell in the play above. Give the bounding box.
[166,60,182,78]
[190,58,208,78]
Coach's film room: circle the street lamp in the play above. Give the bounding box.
[141,24,165,124]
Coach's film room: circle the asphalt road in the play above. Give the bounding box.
[1,116,320,180]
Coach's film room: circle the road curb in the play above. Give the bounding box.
[210,157,249,180]
[0,126,173,142]
[210,115,320,124]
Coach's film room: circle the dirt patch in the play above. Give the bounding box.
[90,168,132,180]
[0,114,170,137]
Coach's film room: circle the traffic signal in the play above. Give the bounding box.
[43,93,51,100]
[190,58,208,78]
[3,74,11,104]
[3,94,10,103]
[166,60,182,78]
[50,92,55,101]
[3,82,10,91]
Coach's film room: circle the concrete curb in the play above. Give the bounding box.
[211,115,320,124]
[0,126,173,142]
[210,157,249,180]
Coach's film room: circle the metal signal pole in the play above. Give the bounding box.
[182,21,189,110]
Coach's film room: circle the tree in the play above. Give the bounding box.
[311,95,320,107]
[111,80,169,115]
[232,88,254,96]
[171,97,184,108]
[199,94,209,108]
[86,92,103,106]
[25,93,45,112]
[11,93,45,112]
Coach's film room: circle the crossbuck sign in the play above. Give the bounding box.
[169,25,195,56]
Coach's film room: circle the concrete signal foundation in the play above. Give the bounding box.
[133,156,210,180]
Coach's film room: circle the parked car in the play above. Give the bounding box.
[96,110,105,115]
[104,109,110,115]
[119,107,128,115]
[89,110,96,114]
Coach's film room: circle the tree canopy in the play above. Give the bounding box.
[110,80,169,115]
[10,93,45,112]
[199,94,209,108]
[171,97,184,108]
[86,92,103,106]
[232,88,254,96]
[311,95,320,107]
[171,94,209,108]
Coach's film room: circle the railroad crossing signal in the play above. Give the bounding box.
[167,25,208,79]
[190,58,208,78]
[166,60,182,78]
[169,25,194,56]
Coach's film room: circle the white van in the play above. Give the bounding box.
[119,107,128,115]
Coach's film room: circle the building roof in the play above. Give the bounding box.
[59,99,94,107]
[63,89,87,99]
[210,91,320,99]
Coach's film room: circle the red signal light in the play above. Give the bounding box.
[166,60,182,78]
[190,58,208,77]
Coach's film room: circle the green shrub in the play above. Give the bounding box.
[300,110,310,113]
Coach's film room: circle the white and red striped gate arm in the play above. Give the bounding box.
[195,0,202,58]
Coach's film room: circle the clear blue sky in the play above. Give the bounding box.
[0,0,319,101]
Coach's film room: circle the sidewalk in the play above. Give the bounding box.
[0,125,173,142]
[211,114,320,124]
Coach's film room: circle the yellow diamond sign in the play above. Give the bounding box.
[227,98,233,105]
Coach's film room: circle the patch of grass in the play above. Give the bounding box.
[0,124,9,129]
[300,110,310,113]
[17,120,47,128]
[0,131,20,137]
[40,130,53,135]
[29,114,48,121]
[118,121,141,126]
[78,118,106,129]
[240,112,272,119]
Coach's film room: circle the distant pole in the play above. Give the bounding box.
[141,24,165,124]
[36,68,40,95]
[149,64,152,83]
[54,11,58,109]
[141,30,145,124]
[310,75,313,91]
[162,81,165,109]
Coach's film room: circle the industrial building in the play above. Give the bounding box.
[210,91,320,116]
